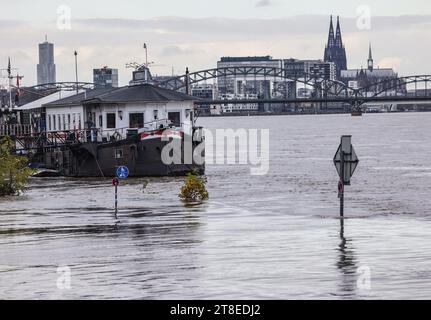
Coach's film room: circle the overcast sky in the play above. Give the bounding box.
[0,0,430,86]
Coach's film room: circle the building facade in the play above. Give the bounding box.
[284,59,336,81]
[93,67,119,88]
[37,39,56,85]
[217,56,282,95]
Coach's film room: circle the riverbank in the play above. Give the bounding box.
[199,109,431,117]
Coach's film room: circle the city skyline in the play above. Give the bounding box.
[0,1,430,86]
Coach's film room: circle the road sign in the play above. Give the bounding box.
[333,135,359,185]
[116,166,129,179]
[338,179,344,196]
[112,177,119,186]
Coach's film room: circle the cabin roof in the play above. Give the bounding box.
[16,90,84,110]
[44,84,196,107]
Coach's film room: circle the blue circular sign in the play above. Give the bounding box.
[116,166,129,179]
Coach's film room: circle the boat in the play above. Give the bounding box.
[13,83,205,177]
[351,106,363,116]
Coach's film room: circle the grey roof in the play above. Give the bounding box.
[44,87,113,106]
[220,56,273,62]
[341,68,397,78]
[45,83,196,107]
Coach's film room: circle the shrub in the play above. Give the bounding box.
[179,172,209,202]
[0,137,34,196]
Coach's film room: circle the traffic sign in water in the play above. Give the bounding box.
[333,135,359,217]
[116,166,129,179]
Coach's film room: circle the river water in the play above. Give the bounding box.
[1,112,431,299]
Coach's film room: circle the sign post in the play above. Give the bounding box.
[113,166,129,220]
[333,135,359,217]
[112,177,119,219]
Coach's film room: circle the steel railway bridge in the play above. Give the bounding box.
[2,70,430,114]
[154,67,431,111]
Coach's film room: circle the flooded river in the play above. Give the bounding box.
[1,112,431,299]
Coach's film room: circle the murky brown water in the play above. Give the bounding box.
[1,112,431,299]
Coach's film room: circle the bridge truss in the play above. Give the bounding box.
[155,66,431,109]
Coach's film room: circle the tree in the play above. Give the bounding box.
[0,137,33,196]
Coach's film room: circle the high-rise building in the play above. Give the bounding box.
[37,37,56,85]
[93,66,119,88]
[323,16,347,78]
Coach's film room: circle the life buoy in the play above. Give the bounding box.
[112,132,121,141]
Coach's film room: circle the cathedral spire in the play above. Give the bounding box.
[335,16,343,48]
[367,43,374,72]
[327,15,335,48]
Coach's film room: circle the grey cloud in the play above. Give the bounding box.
[159,45,204,57]
[74,15,431,37]
[255,0,272,7]
[1,14,430,84]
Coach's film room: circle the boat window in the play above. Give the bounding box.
[107,113,116,129]
[129,113,144,128]
[115,149,123,159]
[168,112,181,127]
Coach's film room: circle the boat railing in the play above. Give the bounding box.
[4,118,200,150]
[0,124,32,137]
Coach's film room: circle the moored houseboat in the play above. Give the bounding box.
[13,83,205,177]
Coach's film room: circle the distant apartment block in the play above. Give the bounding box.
[93,67,119,88]
[283,59,336,81]
[217,56,282,97]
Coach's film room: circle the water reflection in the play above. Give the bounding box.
[336,219,358,297]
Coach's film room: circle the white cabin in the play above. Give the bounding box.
[42,84,196,141]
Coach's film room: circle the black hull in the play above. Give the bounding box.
[35,135,205,177]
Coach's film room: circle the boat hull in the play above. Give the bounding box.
[35,133,205,177]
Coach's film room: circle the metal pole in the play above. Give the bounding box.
[114,184,118,220]
[74,51,78,93]
[144,43,148,67]
[340,150,345,217]
[8,75,12,109]
[185,67,190,95]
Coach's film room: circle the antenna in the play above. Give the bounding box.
[126,62,144,71]
[126,44,164,70]
[143,43,148,67]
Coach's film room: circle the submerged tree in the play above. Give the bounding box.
[0,137,33,196]
[179,171,209,202]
